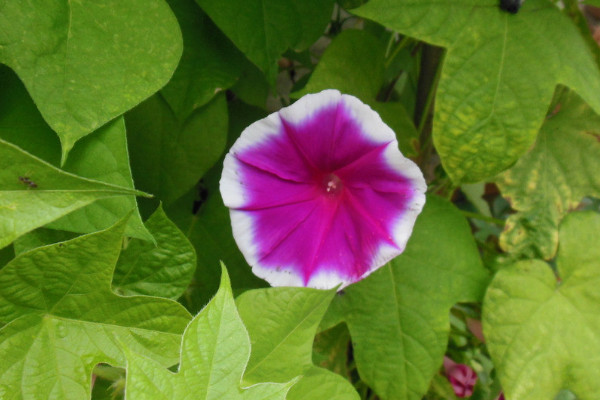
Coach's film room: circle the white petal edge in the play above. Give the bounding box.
[251,263,305,288]
[277,89,342,126]
[340,93,397,146]
[220,112,282,208]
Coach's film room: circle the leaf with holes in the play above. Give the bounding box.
[483,211,600,400]
[0,217,191,400]
[354,0,600,182]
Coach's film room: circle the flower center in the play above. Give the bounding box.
[321,173,343,196]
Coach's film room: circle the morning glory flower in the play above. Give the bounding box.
[443,357,478,398]
[220,90,426,289]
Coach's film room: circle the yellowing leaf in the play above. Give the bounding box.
[497,92,600,259]
[354,0,600,182]
[483,212,600,400]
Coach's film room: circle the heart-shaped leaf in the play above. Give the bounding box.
[322,196,490,400]
[354,0,600,182]
[0,0,183,160]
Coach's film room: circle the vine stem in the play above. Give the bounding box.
[384,35,411,69]
[460,210,505,226]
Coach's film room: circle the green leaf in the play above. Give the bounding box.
[0,217,191,400]
[0,139,146,249]
[496,91,600,260]
[354,0,600,182]
[0,0,182,160]
[286,367,359,400]
[195,0,298,82]
[124,265,296,399]
[236,286,336,384]
[290,0,335,51]
[0,67,151,241]
[13,228,78,256]
[126,93,228,205]
[0,65,61,166]
[113,205,196,299]
[483,211,600,400]
[313,323,351,378]
[296,29,385,101]
[295,29,418,156]
[161,0,244,120]
[48,118,152,241]
[195,0,333,82]
[322,196,490,400]
[166,164,266,312]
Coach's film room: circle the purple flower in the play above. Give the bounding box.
[220,90,426,289]
[443,357,478,398]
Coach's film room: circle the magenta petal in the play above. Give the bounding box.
[220,90,426,289]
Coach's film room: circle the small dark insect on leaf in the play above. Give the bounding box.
[499,0,522,14]
[18,176,38,188]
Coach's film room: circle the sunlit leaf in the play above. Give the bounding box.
[0,0,182,159]
[0,217,191,400]
[0,139,147,249]
[123,265,296,399]
[483,211,600,400]
[0,67,151,241]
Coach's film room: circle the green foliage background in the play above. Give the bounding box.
[0,0,599,399]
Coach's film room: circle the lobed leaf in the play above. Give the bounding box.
[0,217,191,400]
[124,265,296,399]
[483,212,600,400]
[236,287,336,384]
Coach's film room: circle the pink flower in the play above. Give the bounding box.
[443,356,478,398]
[220,90,426,289]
